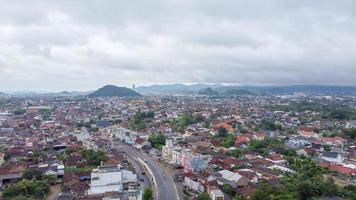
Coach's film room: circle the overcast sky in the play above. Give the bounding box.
[0,0,356,91]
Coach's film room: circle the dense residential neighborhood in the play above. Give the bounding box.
[0,90,355,200]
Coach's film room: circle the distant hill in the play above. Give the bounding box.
[224,85,356,95]
[136,84,356,95]
[199,87,218,96]
[222,89,255,96]
[136,84,223,94]
[89,85,141,97]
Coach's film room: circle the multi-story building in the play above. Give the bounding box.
[163,139,212,173]
[113,128,139,145]
[89,164,138,199]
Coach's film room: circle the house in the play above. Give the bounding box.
[267,165,295,174]
[184,173,205,193]
[266,154,286,166]
[66,154,86,167]
[296,147,316,157]
[210,189,224,200]
[320,162,356,176]
[0,167,23,188]
[134,137,150,150]
[235,135,252,147]
[253,132,266,141]
[298,127,319,138]
[345,120,356,129]
[217,170,242,183]
[319,137,346,147]
[224,157,243,169]
[236,169,259,183]
[213,122,234,133]
[149,148,162,160]
[0,152,5,166]
[321,152,344,163]
[328,164,356,176]
[287,136,310,148]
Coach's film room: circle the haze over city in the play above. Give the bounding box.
[1,1,356,200]
[1,0,356,91]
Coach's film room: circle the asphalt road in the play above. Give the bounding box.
[125,154,151,189]
[114,141,179,200]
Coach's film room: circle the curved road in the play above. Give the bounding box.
[114,141,179,200]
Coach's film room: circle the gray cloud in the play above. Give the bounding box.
[0,0,356,91]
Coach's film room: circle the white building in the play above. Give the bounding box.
[218,170,242,182]
[321,152,344,163]
[90,165,137,195]
[113,128,139,145]
[210,189,224,200]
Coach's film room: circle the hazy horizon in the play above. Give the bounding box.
[3,83,356,94]
[1,0,356,91]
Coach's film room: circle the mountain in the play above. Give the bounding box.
[223,85,356,95]
[222,89,255,96]
[89,85,141,97]
[136,84,356,95]
[136,84,223,94]
[198,87,218,96]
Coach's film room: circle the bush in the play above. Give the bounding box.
[143,188,153,200]
[197,192,212,200]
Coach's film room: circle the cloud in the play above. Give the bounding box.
[0,0,356,91]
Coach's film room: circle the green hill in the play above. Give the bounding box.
[198,87,218,96]
[222,89,255,96]
[89,85,141,97]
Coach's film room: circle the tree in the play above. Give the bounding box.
[82,149,108,166]
[261,120,277,131]
[228,149,242,159]
[221,184,236,196]
[170,113,204,132]
[44,174,57,185]
[318,177,338,196]
[143,188,153,200]
[12,196,35,200]
[3,179,50,200]
[3,184,21,199]
[323,145,331,152]
[148,133,166,150]
[22,169,42,180]
[221,134,235,148]
[218,126,228,137]
[341,185,356,199]
[197,192,212,200]
[343,128,356,139]
[297,181,318,200]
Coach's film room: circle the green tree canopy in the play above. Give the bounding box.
[218,126,228,137]
[148,133,166,150]
[143,188,153,200]
[82,149,108,166]
[197,192,212,200]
